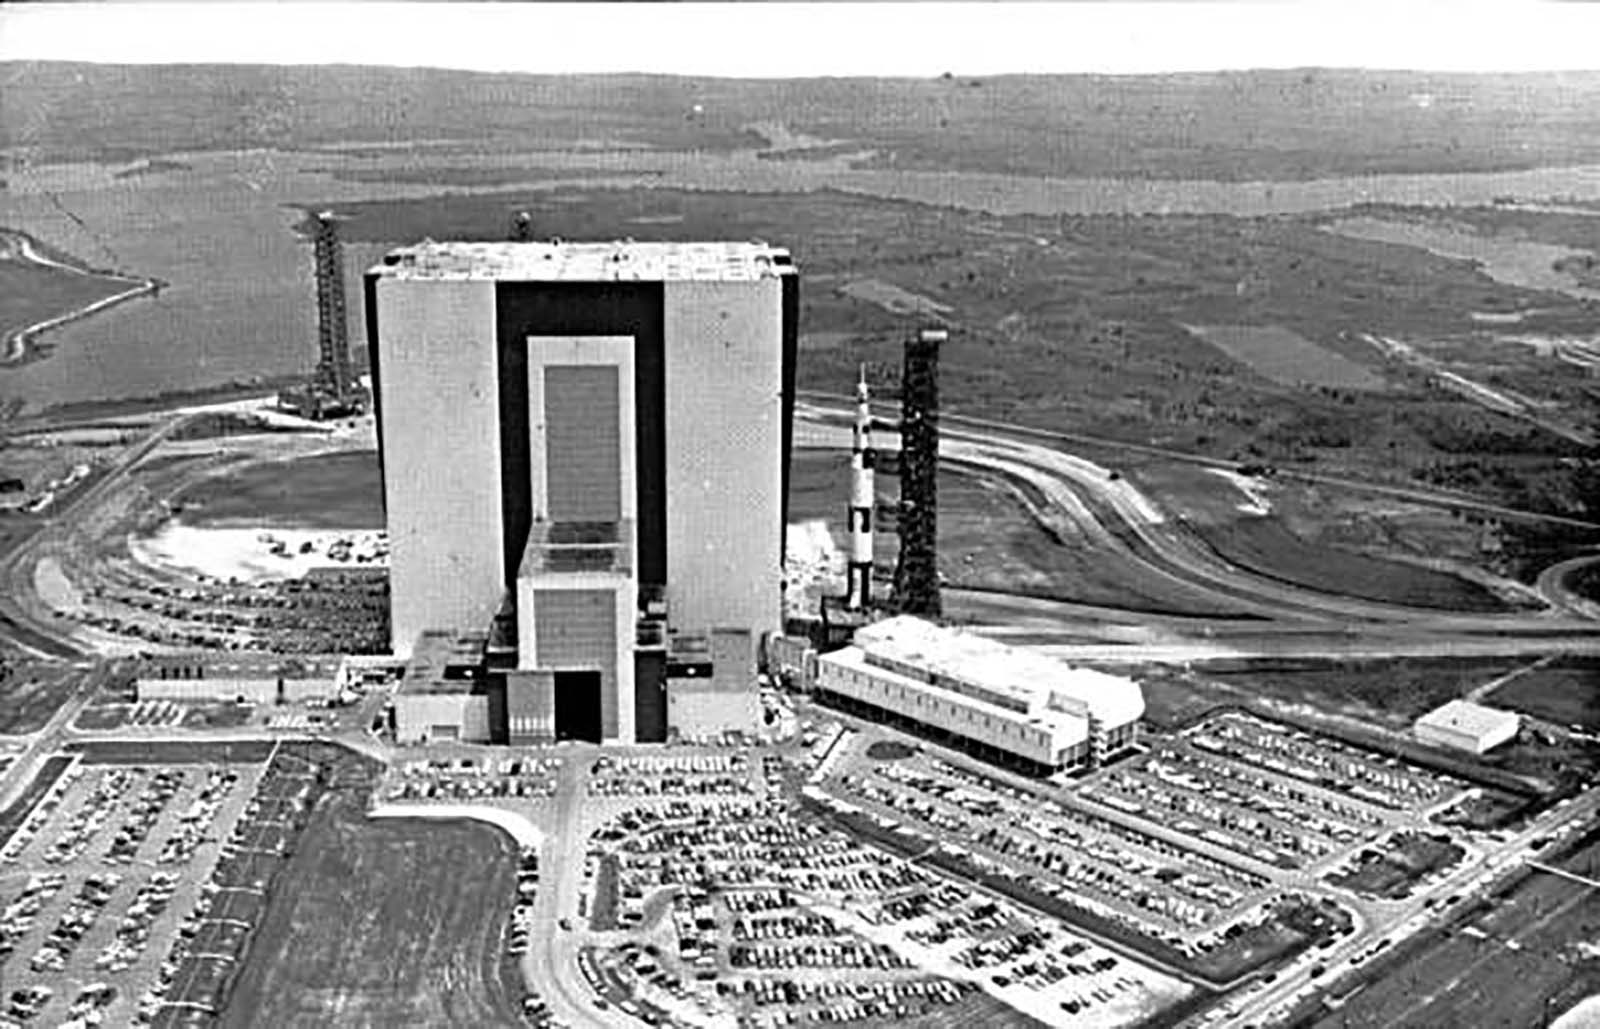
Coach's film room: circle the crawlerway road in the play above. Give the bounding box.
[0,411,199,659]
[794,403,1600,661]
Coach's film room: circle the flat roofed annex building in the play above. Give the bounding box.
[814,615,1144,774]
[1414,699,1520,754]
[367,240,798,745]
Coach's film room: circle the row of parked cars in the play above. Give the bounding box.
[106,770,187,866]
[1,766,83,865]
[504,847,540,959]
[0,872,68,964]
[95,870,182,973]
[29,872,121,974]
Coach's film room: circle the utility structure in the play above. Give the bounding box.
[892,327,944,619]
[845,365,876,611]
[280,211,365,419]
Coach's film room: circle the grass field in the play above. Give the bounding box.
[0,663,84,734]
[174,450,385,530]
[1182,324,1390,391]
[220,798,525,1028]
[1191,517,1511,612]
[788,450,1246,617]
[62,738,277,764]
[1198,657,1525,726]
[590,854,621,932]
[1327,833,1465,900]
[1488,658,1600,730]
[1298,828,1600,1029]
[0,260,133,353]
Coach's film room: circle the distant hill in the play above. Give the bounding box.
[5,62,1600,180]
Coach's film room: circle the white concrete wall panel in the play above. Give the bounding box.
[663,280,784,639]
[395,694,491,744]
[375,279,503,656]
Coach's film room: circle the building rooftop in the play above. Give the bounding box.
[849,615,1145,728]
[142,653,340,680]
[1416,699,1520,739]
[401,630,488,695]
[821,645,1093,749]
[372,240,796,283]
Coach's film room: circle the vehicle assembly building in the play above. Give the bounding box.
[367,240,798,745]
[813,615,1144,775]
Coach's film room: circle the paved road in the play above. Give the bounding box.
[796,406,1600,660]
[799,389,1600,531]
[0,412,198,658]
[1212,788,1600,1029]
[1536,552,1600,620]
[0,659,108,809]
[519,748,631,1028]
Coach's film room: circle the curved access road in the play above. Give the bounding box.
[794,403,1600,659]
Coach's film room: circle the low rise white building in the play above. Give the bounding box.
[814,616,1144,773]
[1415,699,1520,754]
[136,654,340,705]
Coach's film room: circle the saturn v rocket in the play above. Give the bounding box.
[846,366,876,611]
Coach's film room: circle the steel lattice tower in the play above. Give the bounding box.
[893,327,944,618]
[312,211,352,401]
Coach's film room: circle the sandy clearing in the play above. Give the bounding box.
[33,556,83,611]
[1204,468,1273,516]
[128,523,387,584]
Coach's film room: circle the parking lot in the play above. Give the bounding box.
[1079,710,1471,875]
[0,754,265,1028]
[821,735,1272,951]
[582,786,1193,1028]
[587,751,759,799]
[379,755,563,804]
[140,742,353,1025]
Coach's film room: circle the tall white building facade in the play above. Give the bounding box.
[367,241,798,743]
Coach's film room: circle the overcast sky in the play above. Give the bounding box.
[2,2,1598,78]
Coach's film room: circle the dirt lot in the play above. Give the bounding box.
[219,791,525,1027]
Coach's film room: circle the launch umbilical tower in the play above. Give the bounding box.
[311,211,353,404]
[892,327,944,618]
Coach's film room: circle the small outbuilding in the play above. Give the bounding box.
[1415,699,1520,754]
